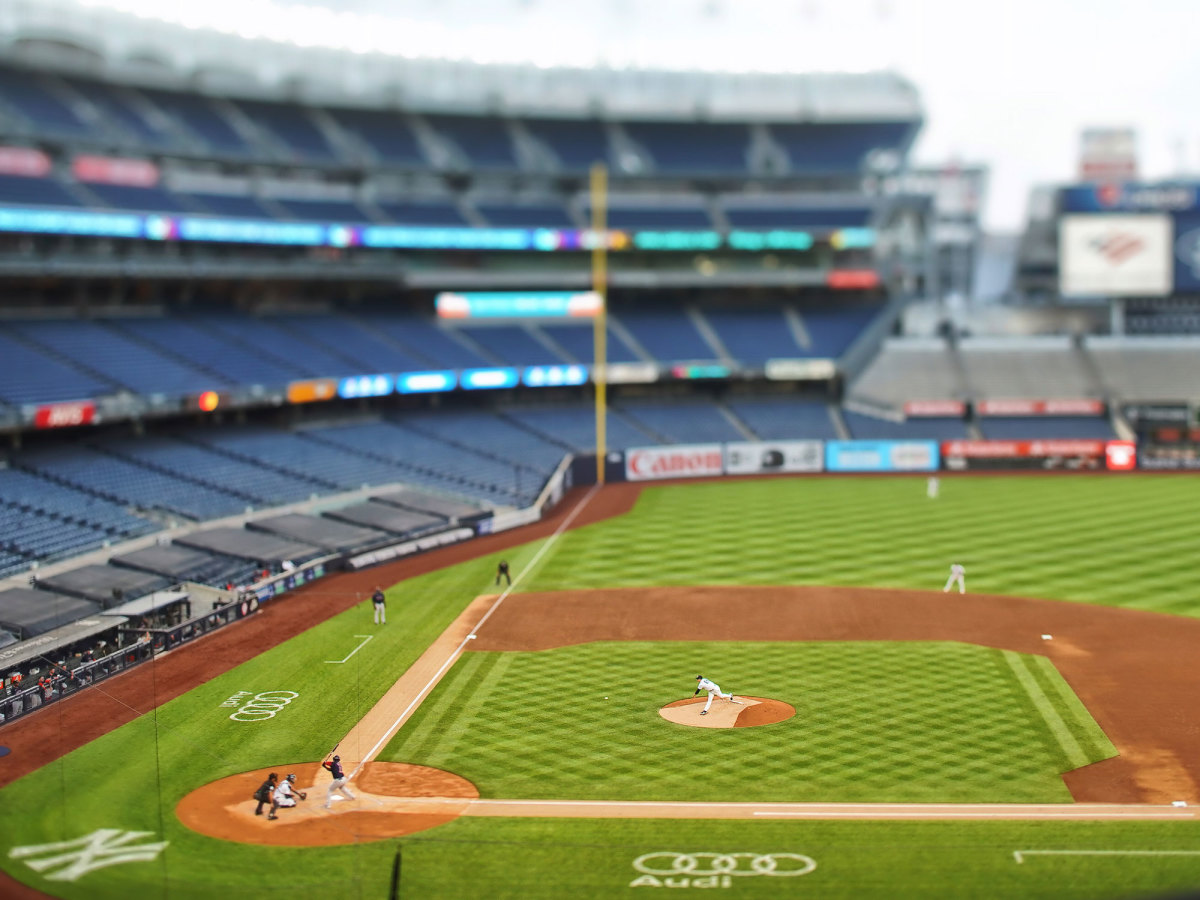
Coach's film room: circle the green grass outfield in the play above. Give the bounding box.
[3,473,1200,899]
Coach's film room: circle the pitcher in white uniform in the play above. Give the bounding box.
[694,675,743,715]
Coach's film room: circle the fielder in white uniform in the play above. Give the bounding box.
[943,563,966,594]
[694,675,743,715]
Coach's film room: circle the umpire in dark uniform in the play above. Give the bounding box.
[495,560,511,586]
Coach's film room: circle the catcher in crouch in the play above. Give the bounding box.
[694,675,743,715]
[267,773,307,820]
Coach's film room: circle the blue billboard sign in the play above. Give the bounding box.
[825,440,940,473]
[461,368,520,390]
[396,371,456,393]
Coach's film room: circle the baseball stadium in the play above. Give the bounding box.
[1,1,1200,897]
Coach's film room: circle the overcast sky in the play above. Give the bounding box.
[91,0,1200,231]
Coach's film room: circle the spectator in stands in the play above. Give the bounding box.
[281,560,296,572]
[495,559,511,586]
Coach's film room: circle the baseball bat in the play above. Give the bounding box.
[325,741,340,762]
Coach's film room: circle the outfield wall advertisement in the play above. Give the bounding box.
[724,441,824,475]
[942,439,1108,471]
[825,440,940,473]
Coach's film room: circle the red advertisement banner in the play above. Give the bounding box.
[903,400,966,417]
[825,269,880,290]
[0,146,51,177]
[942,439,1106,459]
[71,155,160,187]
[33,401,96,429]
[975,399,1104,416]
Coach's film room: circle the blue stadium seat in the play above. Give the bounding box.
[0,174,83,208]
[328,108,428,166]
[357,314,493,369]
[272,197,371,223]
[425,114,517,168]
[82,184,193,213]
[727,397,839,440]
[501,404,655,453]
[617,400,745,443]
[9,320,219,397]
[456,326,568,366]
[475,202,573,228]
[797,303,883,358]
[183,193,275,218]
[0,67,91,138]
[272,315,431,373]
[769,121,912,174]
[235,99,340,163]
[703,309,805,366]
[616,309,718,362]
[540,323,643,364]
[624,121,751,173]
[598,205,714,230]
[523,117,609,170]
[842,411,967,440]
[63,79,179,150]
[723,205,873,229]
[144,89,254,156]
[977,417,1115,440]
[0,332,117,405]
[375,201,467,226]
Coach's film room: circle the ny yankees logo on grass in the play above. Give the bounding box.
[9,829,169,882]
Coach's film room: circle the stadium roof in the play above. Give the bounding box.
[2,0,923,120]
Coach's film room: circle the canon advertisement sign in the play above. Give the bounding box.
[625,445,724,481]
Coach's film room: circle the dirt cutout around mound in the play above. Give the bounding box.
[661,696,796,728]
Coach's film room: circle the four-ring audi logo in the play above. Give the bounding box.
[228,691,299,722]
[631,851,816,887]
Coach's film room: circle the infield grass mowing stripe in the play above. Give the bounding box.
[1026,655,1118,763]
[1001,651,1090,771]
[422,653,514,765]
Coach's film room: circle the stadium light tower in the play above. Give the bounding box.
[591,162,608,486]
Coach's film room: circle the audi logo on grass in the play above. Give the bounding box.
[630,851,816,888]
[226,690,299,722]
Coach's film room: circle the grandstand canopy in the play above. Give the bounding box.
[0,588,102,640]
[39,565,170,608]
[248,514,389,552]
[175,528,323,564]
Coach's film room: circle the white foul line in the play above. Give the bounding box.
[349,483,600,778]
[1014,849,1200,864]
[325,635,374,665]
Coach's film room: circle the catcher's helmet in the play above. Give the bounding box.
[286,773,296,782]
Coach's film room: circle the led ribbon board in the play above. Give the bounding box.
[436,291,602,319]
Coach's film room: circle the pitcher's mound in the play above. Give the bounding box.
[660,696,795,728]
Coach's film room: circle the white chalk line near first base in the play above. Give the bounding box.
[348,483,600,779]
[325,635,373,664]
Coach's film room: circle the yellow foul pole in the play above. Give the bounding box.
[590,163,608,485]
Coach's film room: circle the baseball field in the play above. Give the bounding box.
[3,472,1200,898]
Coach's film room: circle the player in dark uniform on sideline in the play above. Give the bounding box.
[495,560,511,586]
[372,586,386,624]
